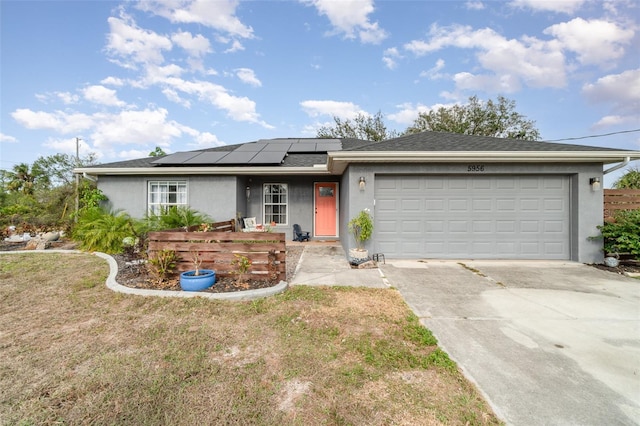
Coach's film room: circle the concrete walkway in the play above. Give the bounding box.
[289,244,388,288]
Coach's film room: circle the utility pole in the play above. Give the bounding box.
[74,137,81,222]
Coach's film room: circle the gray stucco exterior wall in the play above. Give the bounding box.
[343,162,604,264]
[96,160,606,263]
[97,175,239,222]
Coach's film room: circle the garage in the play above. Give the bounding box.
[374,175,570,259]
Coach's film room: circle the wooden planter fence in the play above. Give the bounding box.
[604,189,640,222]
[148,219,286,282]
[164,218,237,233]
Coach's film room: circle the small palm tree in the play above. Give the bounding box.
[4,163,47,195]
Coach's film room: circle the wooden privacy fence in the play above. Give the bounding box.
[148,229,286,282]
[604,189,640,222]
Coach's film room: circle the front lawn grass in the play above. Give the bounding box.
[0,253,501,425]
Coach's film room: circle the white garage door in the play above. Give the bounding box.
[375,175,570,259]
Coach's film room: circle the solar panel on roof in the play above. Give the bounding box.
[288,143,318,153]
[234,143,263,152]
[262,143,291,152]
[216,151,257,164]
[249,151,287,164]
[264,139,293,144]
[183,151,230,164]
[151,152,200,164]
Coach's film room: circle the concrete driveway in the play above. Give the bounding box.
[380,260,640,426]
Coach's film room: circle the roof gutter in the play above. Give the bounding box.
[603,156,631,175]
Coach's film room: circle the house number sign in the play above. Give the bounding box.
[467,164,486,172]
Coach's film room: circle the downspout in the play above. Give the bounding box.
[603,156,630,175]
[82,172,98,182]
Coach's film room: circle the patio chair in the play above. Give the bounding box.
[293,224,310,242]
[243,217,258,232]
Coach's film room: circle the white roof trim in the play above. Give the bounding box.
[76,150,640,177]
[327,151,640,174]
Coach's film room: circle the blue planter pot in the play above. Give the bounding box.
[180,269,216,291]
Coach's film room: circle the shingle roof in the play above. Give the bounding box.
[82,132,634,172]
[345,131,627,152]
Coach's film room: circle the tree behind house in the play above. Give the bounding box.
[404,96,540,140]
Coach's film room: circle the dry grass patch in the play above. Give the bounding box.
[0,252,501,425]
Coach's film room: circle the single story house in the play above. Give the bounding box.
[76,131,640,263]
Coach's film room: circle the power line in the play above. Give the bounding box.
[545,128,640,142]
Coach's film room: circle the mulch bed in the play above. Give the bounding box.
[113,254,277,293]
[589,259,640,276]
[113,246,304,293]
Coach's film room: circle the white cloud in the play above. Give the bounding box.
[136,0,254,39]
[35,91,79,105]
[162,88,191,108]
[419,58,446,80]
[10,106,228,160]
[56,92,80,104]
[382,47,401,70]
[160,77,271,126]
[0,133,18,143]
[140,64,185,86]
[509,0,586,14]
[171,31,212,57]
[465,1,485,10]
[191,132,224,148]
[388,103,428,125]
[300,100,368,119]
[43,137,92,157]
[235,68,262,87]
[11,109,94,134]
[453,72,522,93]
[116,149,154,160]
[591,115,631,128]
[224,39,245,53]
[404,24,567,91]
[101,76,125,86]
[544,18,634,66]
[582,68,640,128]
[89,108,183,149]
[106,12,172,67]
[303,0,388,44]
[83,85,126,107]
[387,102,452,125]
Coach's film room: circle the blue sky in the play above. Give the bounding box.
[1,0,639,185]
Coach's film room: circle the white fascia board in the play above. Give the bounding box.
[74,166,331,176]
[327,151,640,174]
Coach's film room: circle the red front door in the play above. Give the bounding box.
[314,182,338,236]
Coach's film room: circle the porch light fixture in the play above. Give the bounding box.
[246,185,251,200]
[359,176,366,191]
[589,177,601,191]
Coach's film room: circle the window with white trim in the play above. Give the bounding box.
[148,181,187,215]
[263,183,288,225]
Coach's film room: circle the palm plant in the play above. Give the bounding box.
[72,207,137,254]
[146,206,211,231]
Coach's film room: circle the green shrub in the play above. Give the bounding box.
[148,249,179,284]
[72,207,137,254]
[596,209,640,259]
[348,208,373,249]
[145,206,211,231]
